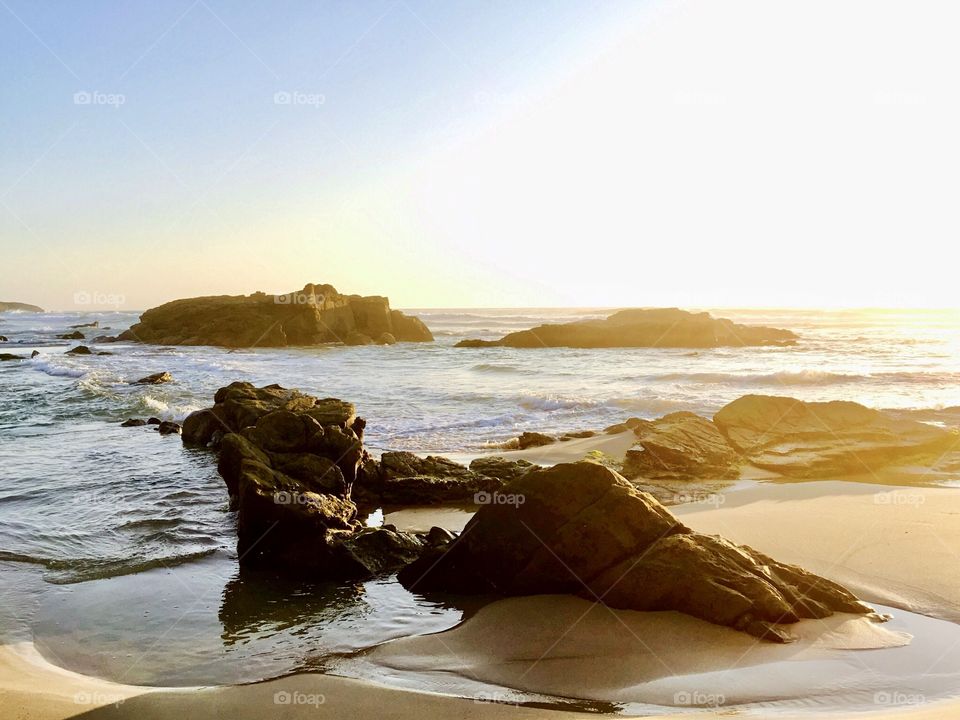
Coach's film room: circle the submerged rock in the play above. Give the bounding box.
[399,461,876,642]
[157,421,182,436]
[621,412,741,481]
[134,371,172,385]
[516,431,555,449]
[120,418,146,427]
[714,394,957,477]
[455,308,797,349]
[117,283,433,347]
[58,330,84,340]
[65,345,92,355]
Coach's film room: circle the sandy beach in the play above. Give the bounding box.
[5,475,960,719]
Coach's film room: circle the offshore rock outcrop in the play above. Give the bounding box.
[119,283,433,348]
[399,462,879,642]
[455,308,796,349]
[0,301,44,313]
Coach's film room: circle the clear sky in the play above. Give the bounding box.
[2,0,959,311]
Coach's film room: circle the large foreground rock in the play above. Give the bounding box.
[399,462,876,641]
[119,283,433,347]
[456,308,796,349]
[621,412,741,480]
[714,395,957,477]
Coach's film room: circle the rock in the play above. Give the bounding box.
[468,456,536,484]
[91,335,118,343]
[399,462,876,641]
[182,408,227,446]
[376,332,396,345]
[333,527,424,577]
[65,345,92,355]
[344,331,374,346]
[455,308,797,349]
[620,412,741,481]
[117,283,434,347]
[603,417,648,434]
[70,321,99,328]
[58,331,84,340]
[146,417,162,425]
[30,351,39,358]
[0,302,43,313]
[0,336,7,342]
[714,395,957,477]
[134,372,172,385]
[0,353,25,361]
[560,430,596,441]
[157,421,182,435]
[517,431,555,449]
[355,451,503,506]
[120,418,146,427]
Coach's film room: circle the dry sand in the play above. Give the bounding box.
[6,479,960,719]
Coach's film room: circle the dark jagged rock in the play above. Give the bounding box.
[0,353,25,361]
[134,371,172,385]
[117,283,433,347]
[354,451,503,506]
[65,345,92,355]
[620,411,741,481]
[92,335,118,343]
[0,302,43,313]
[0,336,7,342]
[560,430,597,441]
[120,418,146,427]
[455,308,797,349]
[157,421,182,436]
[714,394,958,477]
[70,321,99,328]
[468,456,535,484]
[147,417,162,425]
[30,351,39,358]
[58,330,84,340]
[603,417,648,434]
[517,431,555,449]
[399,462,878,642]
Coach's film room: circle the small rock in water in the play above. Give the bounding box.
[146,417,162,425]
[65,345,92,355]
[120,418,147,427]
[134,372,173,385]
[30,350,39,358]
[57,330,84,340]
[0,335,7,342]
[157,421,182,435]
[0,353,25,361]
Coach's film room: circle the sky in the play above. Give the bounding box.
[2,0,959,311]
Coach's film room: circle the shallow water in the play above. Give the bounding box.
[1,306,959,691]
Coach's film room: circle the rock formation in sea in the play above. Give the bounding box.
[399,461,880,642]
[0,301,44,313]
[455,308,797,349]
[118,283,433,347]
[182,382,880,642]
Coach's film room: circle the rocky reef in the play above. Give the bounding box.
[119,283,433,347]
[182,382,880,642]
[456,308,796,349]
[399,461,879,642]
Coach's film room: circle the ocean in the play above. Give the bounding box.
[1,307,958,687]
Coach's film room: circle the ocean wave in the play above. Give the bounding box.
[28,359,87,378]
[0,548,220,584]
[643,370,960,387]
[470,363,527,374]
